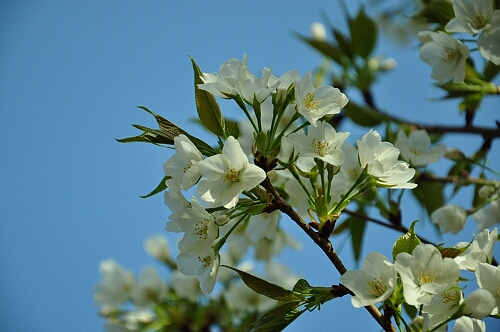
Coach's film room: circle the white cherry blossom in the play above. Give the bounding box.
[94,259,136,312]
[286,121,349,167]
[340,252,397,307]
[197,55,250,99]
[452,316,486,332]
[294,71,348,127]
[395,244,460,305]
[130,266,166,308]
[475,262,500,312]
[454,228,498,271]
[446,0,496,34]
[418,31,470,83]
[431,204,467,234]
[357,129,417,189]
[472,199,500,230]
[461,288,496,319]
[163,134,203,192]
[395,129,446,166]
[197,136,266,208]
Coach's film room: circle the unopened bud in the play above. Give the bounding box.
[444,147,465,161]
[311,22,327,41]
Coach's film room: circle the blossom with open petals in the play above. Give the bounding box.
[475,262,500,312]
[294,72,348,127]
[395,244,460,305]
[423,286,462,329]
[177,246,220,294]
[177,197,219,253]
[395,129,446,166]
[286,121,349,167]
[163,134,203,192]
[94,259,136,312]
[454,228,498,271]
[197,136,266,208]
[197,55,249,99]
[472,199,500,230]
[357,129,417,189]
[340,252,397,307]
[418,31,470,83]
[446,0,496,34]
[452,316,486,332]
[130,266,166,308]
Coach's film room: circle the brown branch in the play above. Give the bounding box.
[260,176,397,332]
[343,208,433,245]
[360,90,500,139]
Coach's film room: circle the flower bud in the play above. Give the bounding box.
[310,22,326,41]
[431,204,467,234]
[461,288,496,319]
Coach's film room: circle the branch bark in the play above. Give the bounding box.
[260,177,397,332]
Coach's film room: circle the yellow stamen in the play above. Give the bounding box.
[303,92,320,110]
[368,277,385,296]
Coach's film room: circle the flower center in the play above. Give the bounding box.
[418,270,435,285]
[303,92,320,110]
[223,167,239,184]
[183,162,192,173]
[197,255,212,268]
[442,50,458,64]
[472,12,487,29]
[368,277,385,296]
[440,289,460,304]
[194,221,210,240]
[409,147,423,156]
[313,138,330,157]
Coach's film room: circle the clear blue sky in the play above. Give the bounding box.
[1,1,499,331]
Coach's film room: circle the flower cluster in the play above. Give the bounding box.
[103,8,500,327]
[341,228,499,331]
[418,0,500,83]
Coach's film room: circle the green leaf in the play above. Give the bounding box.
[190,57,226,137]
[484,61,500,81]
[333,29,353,60]
[392,220,422,261]
[348,215,367,262]
[223,265,303,302]
[349,7,377,58]
[439,245,469,259]
[343,101,382,127]
[118,106,215,155]
[416,1,455,25]
[294,33,346,65]
[250,301,304,332]
[412,175,445,216]
[140,175,170,198]
[292,279,312,294]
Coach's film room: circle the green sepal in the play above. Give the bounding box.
[349,7,377,58]
[140,175,170,198]
[190,57,226,137]
[256,131,268,155]
[222,265,303,302]
[392,220,422,261]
